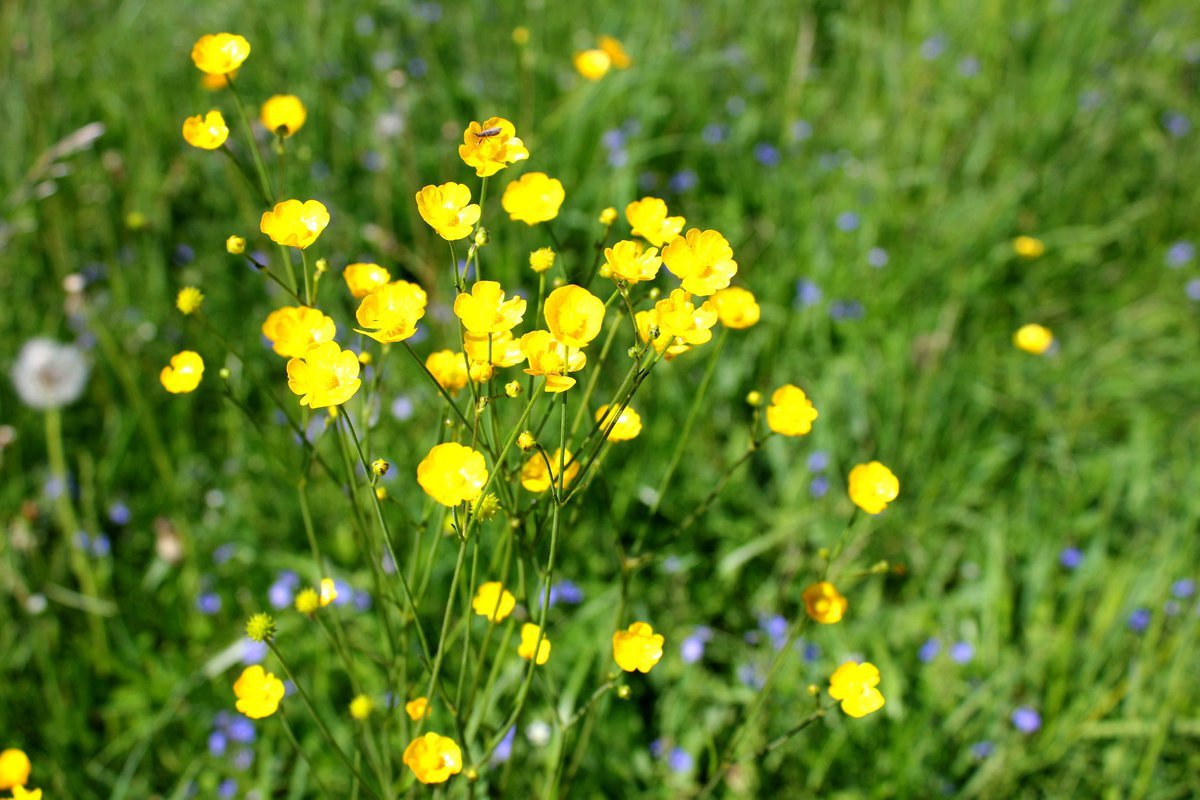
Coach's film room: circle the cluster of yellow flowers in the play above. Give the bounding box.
[1011,236,1055,354]
[0,749,42,800]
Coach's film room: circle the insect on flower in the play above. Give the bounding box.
[474,126,503,140]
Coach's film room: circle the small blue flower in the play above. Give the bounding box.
[795,279,822,308]
[868,247,889,268]
[353,591,373,611]
[759,614,788,650]
[492,727,517,764]
[806,451,830,472]
[90,534,111,558]
[918,638,941,663]
[207,731,228,757]
[835,211,860,232]
[638,172,659,191]
[1186,279,1200,302]
[268,580,294,610]
[949,642,975,664]
[1163,111,1191,138]
[173,244,196,266]
[196,593,221,615]
[1011,706,1042,734]
[232,748,254,771]
[1165,241,1194,268]
[702,124,727,145]
[920,34,947,61]
[809,476,829,498]
[802,641,821,662]
[725,96,746,116]
[829,300,865,321]
[753,143,780,167]
[970,740,994,759]
[667,747,694,774]
[227,716,256,744]
[602,129,625,151]
[408,58,428,78]
[242,639,268,665]
[549,580,584,607]
[1059,547,1083,570]
[669,169,698,193]
[213,543,236,565]
[391,395,414,421]
[217,778,237,799]
[107,502,131,525]
[1172,579,1196,599]
[737,663,765,689]
[1127,608,1151,633]
[957,56,981,77]
[649,738,666,758]
[790,120,813,142]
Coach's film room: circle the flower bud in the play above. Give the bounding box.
[474,227,490,247]
[226,235,246,254]
[599,207,618,225]
[371,459,390,476]
[245,612,276,643]
[745,390,763,407]
[517,431,536,451]
[505,380,523,398]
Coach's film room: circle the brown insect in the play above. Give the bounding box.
[474,126,503,140]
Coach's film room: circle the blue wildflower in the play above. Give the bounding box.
[1165,241,1194,268]
[1127,608,1151,633]
[795,279,822,308]
[1059,547,1083,569]
[1011,706,1042,734]
[918,638,941,663]
[949,642,975,664]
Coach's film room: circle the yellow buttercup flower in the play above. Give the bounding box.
[260,199,330,249]
[766,384,818,437]
[502,172,565,226]
[802,581,848,624]
[260,94,306,136]
[574,49,611,80]
[0,748,31,790]
[710,287,760,329]
[319,577,338,607]
[417,443,488,507]
[191,33,250,75]
[286,341,362,408]
[403,733,463,785]
[662,229,738,296]
[233,665,285,719]
[405,696,430,721]
[426,350,469,394]
[175,286,204,315]
[598,35,632,69]
[520,330,587,392]
[604,240,661,284]
[453,281,527,335]
[182,111,229,149]
[295,588,320,615]
[464,331,524,369]
[1013,235,1045,259]
[160,351,204,394]
[530,247,556,273]
[599,207,618,225]
[654,289,718,347]
[226,235,246,254]
[612,621,664,673]
[635,308,688,358]
[262,306,337,358]
[416,183,481,241]
[355,280,428,343]
[12,785,42,800]
[343,262,391,298]
[350,695,375,720]
[625,197,684,247]
[1013,323,1053,355]
[828,661,884,718]
[202,70,235,90]
[459,117,529,178]
[518,623,551,665]
[520,448,579,493]
[471,581,516,622]
[544,285,605,347]
[595,404,642,441]
[848,461,900,515]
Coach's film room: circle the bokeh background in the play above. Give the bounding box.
[2,0,1200,797]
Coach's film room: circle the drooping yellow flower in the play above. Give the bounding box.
[530,247,556,273]
[12,785,42,800]
[458,117,529,177]
[350,695,375,720]
[417,443,488,507]
[182,111,229,149]
[286,341,362,408]
[343,263,391,298]
[453,281,527,335]
[520,448,579,493]
[355,280,428,343]
[521,330,587,392]
[595,404,642,441]
[160,351,204,394]
[604,240,661,284]
[233,665,285,719]
[0,748,31,790]
[403,733,463,785]
[262,306,337,358]
[612,622,664,673]
[202,70,235,90]
[848,461,900,515]
[260,94,307,136]
[625,197,684,247]
[405,697,430,721]
[191,33,250,75]
[175,286,204,315]
[518,623,551,665]
[295,588,320,615]
[803,581,848,624]
[828,661,884,718]
[710,287,760,329]
[1013,235,1045,259]
[598,35,632,69]
[574,49,611,80]
[426,350,470,394]
[544,285,605,347]
[415,183,481,241]
[1013,323,1053,355]
[662,229,738,296]
[766,384,818,437]
[319,578,338,607]
[502,172,565,226]
[653,289,718,347]
[472,581,516,622]
[260,199,330,249]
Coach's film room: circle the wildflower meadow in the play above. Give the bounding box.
[3,1,1200,797]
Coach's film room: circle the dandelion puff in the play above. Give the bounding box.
[11,337,89,409]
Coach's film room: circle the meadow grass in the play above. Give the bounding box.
[2,0,1199,797]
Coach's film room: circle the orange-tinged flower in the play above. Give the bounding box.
[662,229,738,296]
[262,306,337,358]
[160,351,204,394]
[260,199,330,249]
[625,197,684,247]
[802,581,848,624]
[710,287,760,329]
[417,443,488,506]
[543,285,605,347]
[191,33,250,75]
[426,350,469,394]
[405,697,430,721]
[355,280,428,343]
[182,111,229,149]
[828,661,884,718]
[343,262,392,298]
[233,665,285,719]
[848,461,899,515]
[403,733,462,784]
[595,404,642,441]
[604,240,661,284]
[416,183,481,241]
[453,281,526,335]
[472,581,516,622]
[766,384,818,436]
[459,117,528,177]
[285,341,361,408]
[654,289,718,347]
[1013,323,1053,354]
[574,49,611,80]
[520,330,587,392]
[520,448,579,493]
[518,623,551,664]
[598,35,632,69]
[0,749,31,790]
[260,94,307,136]
[502,172,565,225]
[612,621,664,673]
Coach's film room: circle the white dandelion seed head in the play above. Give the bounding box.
[11,337,89,410]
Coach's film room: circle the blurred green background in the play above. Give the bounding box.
[2,0,1200,797]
